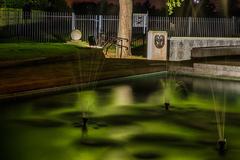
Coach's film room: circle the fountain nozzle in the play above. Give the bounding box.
[82,117,88,127]
[217,138,227,154]
[164,102,170,110]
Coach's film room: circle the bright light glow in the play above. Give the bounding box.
[193,0,200,4]
[112,85,133,106]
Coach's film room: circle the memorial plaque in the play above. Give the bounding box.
[147,31,168,60]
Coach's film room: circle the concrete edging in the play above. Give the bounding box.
[0,71,167,101]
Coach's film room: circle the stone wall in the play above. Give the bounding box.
[194,63,240,78]
[192,46,240,58]
[0,57,166,99]
[169,63,240,79]
[147,31,168,60]
[169,37,240,61]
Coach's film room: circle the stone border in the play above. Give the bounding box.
[169,64,240,81]
[0,71,167,101]
[169,37,240,61]
[192,46,240,58]
[194,63,240,78]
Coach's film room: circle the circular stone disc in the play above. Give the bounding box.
[71,29,82,40]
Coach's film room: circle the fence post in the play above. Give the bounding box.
[17,10,19,40]
[71,12,76,30]
[188,17,192,37]
[7,8,10,36]
[98,15,102,41]
[232,16,235,36]
[143,13,148,34]
[94,15,98,42]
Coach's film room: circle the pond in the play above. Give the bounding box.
[1,73,240,160]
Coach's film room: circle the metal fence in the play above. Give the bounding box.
[149,16,238,37]
[73,14,146,46]
[1,9,240,44]
[0,10,72,42]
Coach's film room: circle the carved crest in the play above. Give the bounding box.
[154,35,165,49]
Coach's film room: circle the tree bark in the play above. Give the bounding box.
[117,0,132,58]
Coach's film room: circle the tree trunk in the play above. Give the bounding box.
[117,0,132,58]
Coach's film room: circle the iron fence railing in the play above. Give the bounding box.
[149,16,237,37]
[1,9,240,44]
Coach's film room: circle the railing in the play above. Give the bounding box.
[1,9,240,43]
[149,16,238,37]
[103,36,129,58]
[0,10,72,42]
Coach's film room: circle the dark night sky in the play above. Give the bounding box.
[65,0,166,9]
[65,0,240,16]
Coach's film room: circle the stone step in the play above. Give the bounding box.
[193,63,240,78]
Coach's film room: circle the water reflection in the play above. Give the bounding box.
[1,74,240,160]
[112,85,134,106]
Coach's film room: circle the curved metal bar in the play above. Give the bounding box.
[102,36,129,57]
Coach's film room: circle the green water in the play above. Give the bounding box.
[1,74,240,160]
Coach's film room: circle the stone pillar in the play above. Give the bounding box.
[147,31,168,60]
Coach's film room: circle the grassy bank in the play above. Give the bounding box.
[0,43,100,61]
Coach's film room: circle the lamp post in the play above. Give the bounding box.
[193,0,200,4]
[192,0,201,17]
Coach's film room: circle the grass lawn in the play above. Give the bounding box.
[0,42,101,61]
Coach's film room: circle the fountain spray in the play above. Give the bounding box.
[210,80,227,154]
